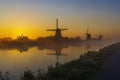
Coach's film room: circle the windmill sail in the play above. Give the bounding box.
[46,19,68,40]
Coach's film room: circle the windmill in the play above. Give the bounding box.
[47,19,68,41]
[97,32,103,40]
[85,28,91,40]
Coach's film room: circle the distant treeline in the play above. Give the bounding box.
[0,42,120,80]
[0,36,81,48]
[0,36,82,53]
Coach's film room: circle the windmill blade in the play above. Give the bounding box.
[47,53,56,55]
[47,29,56,31]
[47,53,67,56]
[47,53,63,55]
[56,18,58,29]
[60,28,68,30]
[61,54,68,56]
[87,28,89,33]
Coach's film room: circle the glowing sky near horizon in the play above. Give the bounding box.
[0,0,120,39]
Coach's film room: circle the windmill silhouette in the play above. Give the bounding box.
[47,19,68,41]
[85,28,91,40]
[97,32,103,40]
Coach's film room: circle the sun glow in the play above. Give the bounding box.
[0,0,119,40]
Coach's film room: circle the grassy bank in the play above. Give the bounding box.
[42,42,120,80]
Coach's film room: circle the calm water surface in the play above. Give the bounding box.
[0,40,118,78]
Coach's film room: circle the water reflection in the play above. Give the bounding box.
[0,40,114,77]
[86,42,92,51]
[47,45,67,67]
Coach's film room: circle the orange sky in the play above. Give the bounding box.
[0,0,120,40]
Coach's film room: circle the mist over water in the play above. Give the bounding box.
[0,39,118,78]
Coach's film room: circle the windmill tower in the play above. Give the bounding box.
[97,32,103,40]
[47,19,68,41]
[85,28,91,40]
